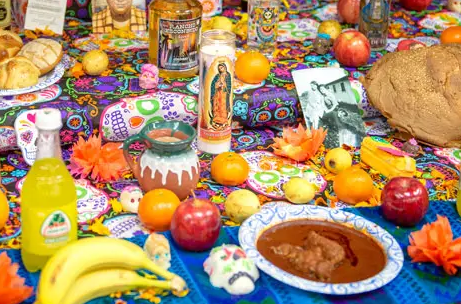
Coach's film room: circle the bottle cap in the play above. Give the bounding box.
[35,108,63,131]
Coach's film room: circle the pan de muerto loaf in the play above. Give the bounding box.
[361,44,461,148]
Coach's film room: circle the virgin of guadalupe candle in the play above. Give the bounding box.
[197,30,236,154]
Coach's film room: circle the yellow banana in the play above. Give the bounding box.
[60,268,171,304]
[37,237,187,304]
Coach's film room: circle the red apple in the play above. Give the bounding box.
[381,177,429,227]
[170,197,222,251]
[400,0,431,11]
[333,30,371,67]
[337,0,360,24]
[397,39,426,51]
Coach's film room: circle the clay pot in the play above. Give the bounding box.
[123,120,200,200]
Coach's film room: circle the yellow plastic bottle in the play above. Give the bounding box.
[21,108,77,272]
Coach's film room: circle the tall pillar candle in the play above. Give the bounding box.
[197,30,236,154]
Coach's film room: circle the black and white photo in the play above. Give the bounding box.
[292,67,366,148]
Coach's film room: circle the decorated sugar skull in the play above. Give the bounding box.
[14,110,39,166]
[204,244,259,295]
[449,0,461,13]
[120,186,143,213]
[139,64,159,90]
[144,233,171,270]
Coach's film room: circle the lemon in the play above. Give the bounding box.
[283,177,317,204]
[318,20,342,40]
[82,50,109,76]
[212,16,234,32]
[325,148,353,174]
[224,189,260,224]
[0,191,9,230]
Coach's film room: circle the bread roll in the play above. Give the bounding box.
[18,38,63,75]
[0,56,40,89]
[0,29,23,62]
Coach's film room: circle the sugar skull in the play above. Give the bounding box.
[14,110,39,166]
[313,33,332,55]
[449,0,461,13]
[139,64,159,90]
[120,186,143,213]
[144,233,171,270]
[204,244,259,295]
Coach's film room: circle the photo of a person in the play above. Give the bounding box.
[92,0,146,34]
[209,63,232,130]
[292,67,366,148]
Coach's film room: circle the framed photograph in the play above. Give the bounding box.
[292,67,366,148]
[92,0,147,35]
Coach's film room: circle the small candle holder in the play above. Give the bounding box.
[197,30,236,154]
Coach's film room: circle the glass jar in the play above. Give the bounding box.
[247,0,280,55]
[197,30,236,154]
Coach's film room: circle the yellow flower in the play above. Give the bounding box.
[109,198,123,213]
[87,216,110,235]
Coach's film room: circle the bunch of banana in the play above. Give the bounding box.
[36,237,188,304]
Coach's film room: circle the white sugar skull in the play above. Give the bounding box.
[449,0,461,13]
[204,244,259,295]
[120,186,143,213]
[144,233,171,270]
[14,110,39,166]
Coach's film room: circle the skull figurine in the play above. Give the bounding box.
[139,64,159,90]
[449,0,461,13]
[14,110,39,166]
[119,186,143,213]
[313,33,332,55]
[144,233,171,270]
[203,244,259,295]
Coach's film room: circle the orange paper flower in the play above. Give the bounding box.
[408,215,461,275]
[0,252,33,304]
[69,135,128,182]
[271,124,327,162]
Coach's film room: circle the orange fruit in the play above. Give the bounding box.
[440,26,461,44]
[138,189,181,232]
[211,152,250,186]
[333,166,374,205]
[0,191,9,230]
[235,50,270,84]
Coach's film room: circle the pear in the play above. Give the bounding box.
[283,178,317,204]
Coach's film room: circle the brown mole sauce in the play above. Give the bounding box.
[256,219,387,284]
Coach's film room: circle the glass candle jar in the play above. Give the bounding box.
[247,0,280,55]
[197,30,236,155]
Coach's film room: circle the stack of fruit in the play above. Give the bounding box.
[36,237,188,304]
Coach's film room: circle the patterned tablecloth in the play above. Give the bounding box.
[0,0,460,303]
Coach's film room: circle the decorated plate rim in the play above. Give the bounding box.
[0,55,68,96]
[238,204,404,295]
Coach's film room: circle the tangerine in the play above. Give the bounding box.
[440,26,461,44]
[235,50,270,84]
[333,166,374,205]
[0,191,9,230]
[211,152,250,186]
[138,189,181,232]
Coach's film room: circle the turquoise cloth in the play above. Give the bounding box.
[3,200,461,304]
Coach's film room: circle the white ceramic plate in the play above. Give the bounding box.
[239,204,404,295]
[0,55,68,96]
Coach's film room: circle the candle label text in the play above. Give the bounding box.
[199,55,234,144]
[158,17,201,71]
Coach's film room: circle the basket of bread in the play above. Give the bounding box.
[0,29,66,95]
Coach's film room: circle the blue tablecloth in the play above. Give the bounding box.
[3,200,461,304]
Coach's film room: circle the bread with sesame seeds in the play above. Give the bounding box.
[361,44,461,148]
[17,38,63,75]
